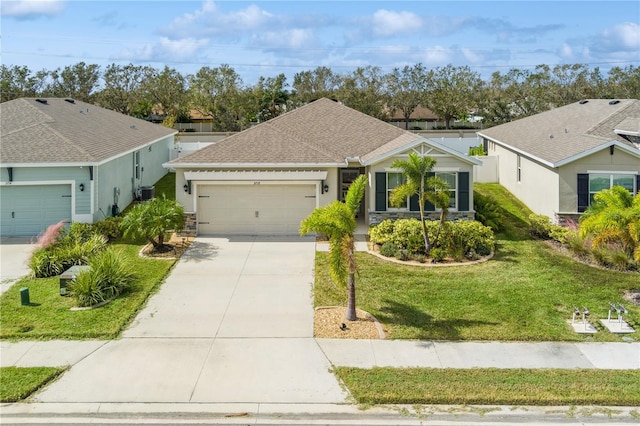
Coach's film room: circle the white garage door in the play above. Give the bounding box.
[197,184,317,235]
[0,184,72,236]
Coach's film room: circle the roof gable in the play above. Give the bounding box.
[478,99,640,167]
[1,98,177,165]
[170,98,424,166]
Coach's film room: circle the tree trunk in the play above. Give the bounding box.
[419,201,432,255]
[346,272,357,321]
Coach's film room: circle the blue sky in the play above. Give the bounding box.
[2,0,639,85]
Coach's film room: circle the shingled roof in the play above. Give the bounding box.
[478,99,640,167]
[1,98,177,165]
[169,98,424,166]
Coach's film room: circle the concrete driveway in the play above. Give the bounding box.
[34,236,349,404]
[0,236,37,294]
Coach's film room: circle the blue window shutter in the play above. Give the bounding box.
[425,172,435,211]
[458,172,470,211]
[410,195,419,211]
[375,172,387,211]
[577,174,589,212]
[636,175,640,196]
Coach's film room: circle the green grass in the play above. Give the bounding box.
[0,243,175,340]
[0,367,65,402]
[154,172,176,200]
[335,367,640,406]
[315,184,639,341]
[474,182,533,240]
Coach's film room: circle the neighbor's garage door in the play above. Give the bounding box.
[197,184,317,235]
[0,184,72,237]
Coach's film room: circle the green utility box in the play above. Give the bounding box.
[20,287,30,306]
[59,265,91,296]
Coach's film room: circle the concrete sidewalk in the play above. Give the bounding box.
[3,338,638,370]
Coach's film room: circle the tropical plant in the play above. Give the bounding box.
[120,196,185,250]
[579,186,640,262]
[389,152,449,255]
[69,247,135,307]
[300,175,367,321]
[29,231,107,278]
[473,192,502,232]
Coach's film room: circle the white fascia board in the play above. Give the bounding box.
[95,134,175,166]
[185,170,328,181]
[166,162,343,169]
[363,137,481,166]
[0,162,99,168]
[614,129,640,137]
[554,140,640,168]
[477,133,555,168]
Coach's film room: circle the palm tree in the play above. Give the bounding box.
[121,196,185,250]
[389,152,449,255]
[579,186,640,261]
[300,175,367,321]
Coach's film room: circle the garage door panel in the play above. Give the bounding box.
[0,185,72,236]
[197,184,316,236]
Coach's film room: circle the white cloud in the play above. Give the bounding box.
[1,0,65,18]
[461,47,484,63]
[600,22,640,50]
[117,37,209,62]
[421,45,452,64]
[164,0,276,38]
[557,42,574,60]
[371,9,422,37]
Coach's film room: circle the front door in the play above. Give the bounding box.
[339,168,364,217]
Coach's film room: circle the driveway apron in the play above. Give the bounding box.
[35,236,348,404]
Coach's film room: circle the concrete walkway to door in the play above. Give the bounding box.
[30,236,349,404]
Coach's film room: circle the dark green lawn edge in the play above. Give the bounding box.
[0,367,65,402]
[335,367,640,406]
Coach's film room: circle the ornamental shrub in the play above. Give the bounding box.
[369,219,395,245]
[93,216,123,241]
[69,247,135,307]
[529,214,570,243]
[379,241,398,257]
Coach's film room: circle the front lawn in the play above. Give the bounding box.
[0,367,65,402]
[314,183,638,341]
[0,243,175,340]
[336,367,640,406]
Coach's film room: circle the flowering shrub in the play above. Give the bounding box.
[370,218,495,261]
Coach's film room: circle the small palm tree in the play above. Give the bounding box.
[389,152,449,255]
[579,186,640,261]
[121,196,185,250]
[300,175,367,321]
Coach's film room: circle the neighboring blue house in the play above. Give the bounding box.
[0,98,177,237]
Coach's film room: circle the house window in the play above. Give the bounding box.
[589,173,636,204]
[517,155,522,182]
[387,172,406,209]
[436,172,457,209]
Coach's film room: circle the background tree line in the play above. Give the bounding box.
[2,62,638,131]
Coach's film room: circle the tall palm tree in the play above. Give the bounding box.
[579,186,640,261]
[389,152,449,255]
[300,175,367,321]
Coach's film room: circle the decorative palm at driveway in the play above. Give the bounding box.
[35,236,348,404]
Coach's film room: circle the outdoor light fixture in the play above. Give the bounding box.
[79,183,85,192]
[183,183,189,192]
[323,183,329,193]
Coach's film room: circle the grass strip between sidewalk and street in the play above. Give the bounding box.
[335,367,640,406]
[0,367,65,402]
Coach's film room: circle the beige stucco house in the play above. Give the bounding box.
[478,99,640,222]
[166,98,480,236]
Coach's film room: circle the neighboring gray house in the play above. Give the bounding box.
[166,98,480,236]
[478,99,640,222]
[0,98,177,236]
